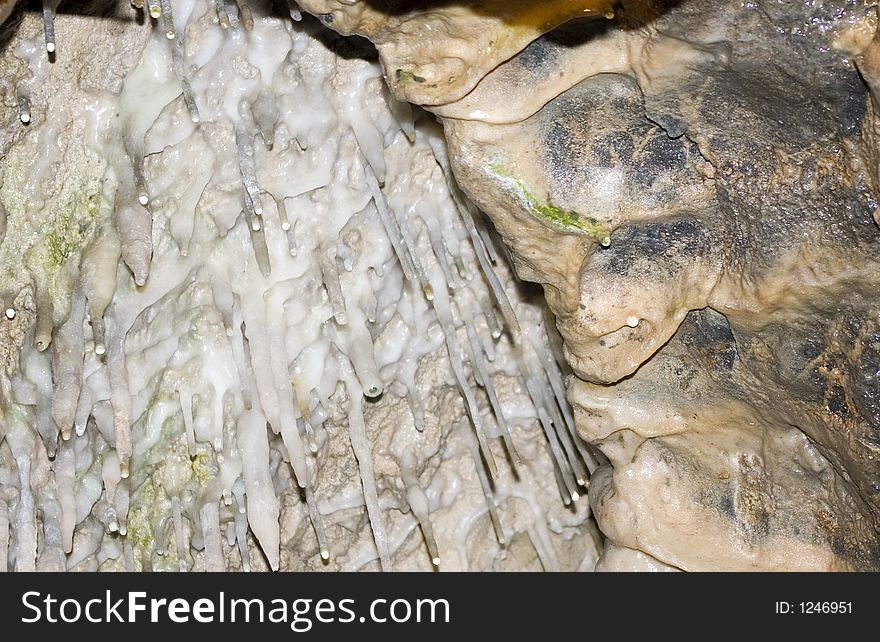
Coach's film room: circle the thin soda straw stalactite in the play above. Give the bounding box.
[402,469,440,567]
[42,1,61,54]
[342,360,392,571]
[200,502,226,571]
[17,91,30,124]
[458,421,506,547]
[464,318,521,465]
[303,485,330,562]
[0,1,603,573]
[237,0,254,31]
[159,0,176,39]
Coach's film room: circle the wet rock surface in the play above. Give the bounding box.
[304,0,880,569]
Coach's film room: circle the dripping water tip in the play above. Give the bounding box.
[365,384,383,398]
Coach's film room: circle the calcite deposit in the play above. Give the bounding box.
[0,0,878,572]
[301,0,880,570]
[0,1,599,572]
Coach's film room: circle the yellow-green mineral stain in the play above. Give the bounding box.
[191,449,217,486]
[43,178,103,268]
[487,162,611,245]
[395,68,427,84]
[126,477,164,553]
[125,405,218,569]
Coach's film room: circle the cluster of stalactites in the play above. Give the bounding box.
[0,0,597,572]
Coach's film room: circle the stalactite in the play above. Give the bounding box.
[236,126,263,217]
[233,505,251,572]
[458,421,505,547]
[214,0,229,29]
[286,0,302,22]
[303,484,329,561]
[16,90,30,126]
[170,38,200,123]
[101,452,121,533]
[33,286,53,352]
[82,225,122,357]
[0,2,599,574]
[520,354,579,502]
[42,1,60,54]
[160,0,176,40]
[56,436,75,553]
[343,364,391,571]
[199,502,225,572]
[319,246,348,325]
[37,496,66,571]
[464,320,520,465]
[7,410,37,571]
[50,295,85,441]
[402,470,440,567]
[106,329,133,479]
[435,293,498,479]
[172,495,188,571]
[179,388,197,457]
[115,478,130,537]
[237,408,281,570]
[363,157,416,282]
[237,0,254,32]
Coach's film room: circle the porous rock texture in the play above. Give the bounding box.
[303,0,880,570]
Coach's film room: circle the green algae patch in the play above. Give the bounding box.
[487,162,611,245]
